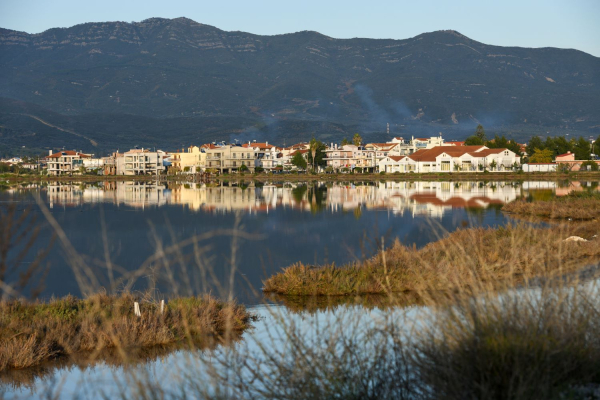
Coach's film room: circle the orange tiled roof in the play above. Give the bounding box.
[387,156,405,162]
[407,146,486,162]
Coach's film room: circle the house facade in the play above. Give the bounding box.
[171,146,206,173]
[46,150,91,176]
[118,149,166,175]
[204,144,256,173]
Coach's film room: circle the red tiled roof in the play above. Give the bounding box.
[387,156,405,162]
[47,151,90,159]
[467,148,505,157]
[408,146,486,162]
[556,152,573,157]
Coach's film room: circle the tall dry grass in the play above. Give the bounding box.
[503,190,600,220]
[263,222,600,296]
[0,292,254,371]
[111,277,600,400]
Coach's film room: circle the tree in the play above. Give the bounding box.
[486,134,508,149]
[465,136,483,146]
[552,136,573,157]
[593,135,600,157]
[527,136,545,155]
[353,133,362,147]
[341,138,349,146]
[507,139,522,156]
[490,160,497,171]
[580,160,599,171]
[239,164,248,172]
[308,138,327,171]
[529,148,554,163]
[474,124,486,142]
[291,152,307,170]
[573,137,592,160]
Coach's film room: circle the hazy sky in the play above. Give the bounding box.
[1,0,599,57]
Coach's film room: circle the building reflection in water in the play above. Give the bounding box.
[33,179,593,218]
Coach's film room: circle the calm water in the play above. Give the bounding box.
[1,179,535,303]
[1,178,598,398]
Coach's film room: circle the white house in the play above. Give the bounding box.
[378,156,406,173]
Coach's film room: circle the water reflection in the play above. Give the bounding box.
[2,179,596,302]
[18,180,532,217]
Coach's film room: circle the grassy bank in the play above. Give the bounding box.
[503,191,600,220]
[263,222,600,296]
[0,293,255,371]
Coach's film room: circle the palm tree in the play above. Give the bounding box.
[309,138,319,172]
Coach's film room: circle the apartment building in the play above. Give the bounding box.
[243,142,282,170]
[46,150,91,176]
[171,146,206,173]
[324,144,377,171]
[204,144,255,173]
[118,149,166,175]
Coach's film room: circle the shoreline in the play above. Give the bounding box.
[3,171,600,184]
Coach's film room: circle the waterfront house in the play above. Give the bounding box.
[46,150,91,176]
[400,146,519,173]
[171,146,206,173]
[378,156,406,173]
[118,149,166,175]
[242,142,282,171]
[204,144,255,173]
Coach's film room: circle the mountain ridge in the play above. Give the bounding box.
[1,17,599,155]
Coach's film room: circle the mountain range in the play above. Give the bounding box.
[1,17,599,156]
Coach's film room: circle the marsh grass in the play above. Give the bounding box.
[503,190,600,220]
[122,277,600,400]
[263,222,600,296]
[0,292,254,372]
[413,282,600,399]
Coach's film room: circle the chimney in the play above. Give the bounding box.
[266,141,268,146]
[49,150,53,156]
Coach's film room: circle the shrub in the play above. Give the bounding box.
[580,160,599,171]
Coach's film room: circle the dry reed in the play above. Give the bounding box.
[263,222,600,296]
[0,292,255,371]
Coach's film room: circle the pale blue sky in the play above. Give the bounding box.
[1,0,599,57]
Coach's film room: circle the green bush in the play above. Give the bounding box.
[580,160,599,171]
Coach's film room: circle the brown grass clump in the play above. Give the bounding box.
[0,292,255,371]
[262,222,600,296]
[503,191,600,220]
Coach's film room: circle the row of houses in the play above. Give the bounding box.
[28,135,526,176]
[168,135,522,175]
